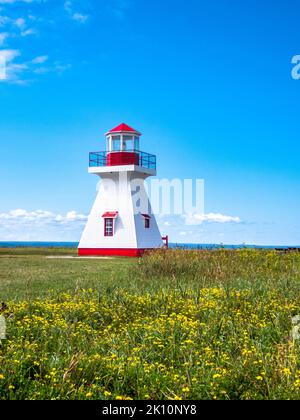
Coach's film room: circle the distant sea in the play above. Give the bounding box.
[0,242,296,250]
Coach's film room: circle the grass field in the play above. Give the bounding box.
[0,247,134,301]
[1,248,300,400]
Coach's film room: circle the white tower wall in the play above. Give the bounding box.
[79,168,163,256]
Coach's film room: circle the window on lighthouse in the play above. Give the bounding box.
[123,135,133,151]
[134,136,140,151]
[141,214,151,228]
[104,218,114,236]
[112,136,121,151]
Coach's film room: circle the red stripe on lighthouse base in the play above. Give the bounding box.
[78,248,152,257]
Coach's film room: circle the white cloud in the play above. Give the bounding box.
[0,49,29,82]
[64,0,72,13]
[32,54,48,64]
[71,12,88,23]
[54,62,71,72]
[0,1,73,83]
[0,209,88,241]
[183,212,241,225]
[0,1,38,4]
[0,209,243,243]
[65,211,87,222]
[12,16,37,36]
[64,1,89,23]
[155,213,246,245]
[32,60,72,76]
[21,28,37,36]
[0,209,88,226]
[6,61,28,80]
[0,0,132,84]
[0,49,69,83]
[0,48,19,61]
[0,31,8,45]
[179,230,193,236]
[14,17,26,28]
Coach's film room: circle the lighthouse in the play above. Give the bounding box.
[78,123,164,257]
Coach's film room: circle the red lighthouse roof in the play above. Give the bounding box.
[106,123,141,136]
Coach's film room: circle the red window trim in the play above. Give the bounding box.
[102,211,118,219]
[141,213,151,219]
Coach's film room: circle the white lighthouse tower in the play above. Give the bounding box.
[78,123,164,257]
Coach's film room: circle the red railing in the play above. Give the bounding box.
[162,236,169,249]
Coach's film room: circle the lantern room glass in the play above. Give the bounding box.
[112,135,121,151]
[106,134,140,152]
[122,135,133,151]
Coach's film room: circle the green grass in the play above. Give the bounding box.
[0,248,134,301]
[2,247,300,301]
[1,248,300,400]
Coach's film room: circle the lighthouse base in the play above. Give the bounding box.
[78,248,154,257]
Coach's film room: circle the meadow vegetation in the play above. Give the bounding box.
[1,248,300,400]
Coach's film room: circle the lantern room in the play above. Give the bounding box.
[104,123,141,167]
[89,123,157,172]
[105,123,141,152]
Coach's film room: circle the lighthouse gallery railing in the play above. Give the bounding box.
[89,150,156,170]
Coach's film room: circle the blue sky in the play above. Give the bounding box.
[0,0,300,245]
